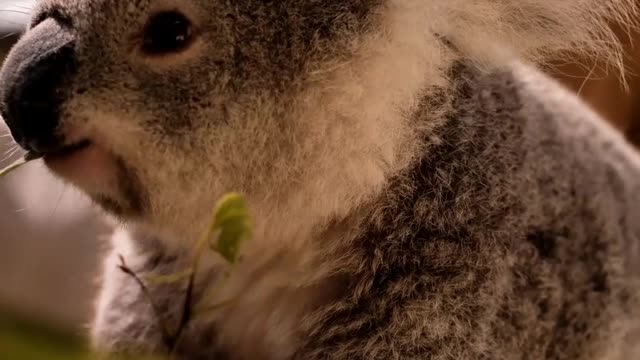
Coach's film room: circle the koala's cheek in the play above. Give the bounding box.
[44,144,119,194]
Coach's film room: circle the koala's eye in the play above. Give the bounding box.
[141,11,194,55]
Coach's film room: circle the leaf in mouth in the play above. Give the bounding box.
[0,152,42,178]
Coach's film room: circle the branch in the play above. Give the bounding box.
[117,255,174,352]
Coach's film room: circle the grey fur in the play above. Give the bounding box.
[90,63,640,360]
[1,0,640,359]
[296,63,640,359]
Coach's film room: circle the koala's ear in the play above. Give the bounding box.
[431,0,635,74]
[0,0,33,57]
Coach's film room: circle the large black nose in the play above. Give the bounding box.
[0,18,76,154]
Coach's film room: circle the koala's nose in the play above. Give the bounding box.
[0,18,76,154]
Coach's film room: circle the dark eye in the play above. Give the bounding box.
[142,11,194,55]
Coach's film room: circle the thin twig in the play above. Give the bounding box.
[193,295,239,319]
[168,229,212,354]
[117,255,174,351]
[169,268,196,354]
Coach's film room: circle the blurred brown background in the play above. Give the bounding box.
[553,21,640,145]
[0,0,108,336]
[2,0,640,338]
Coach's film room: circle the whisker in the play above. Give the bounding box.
[1,147,20,162]
[3,144,17,156]
[48,185,68,221]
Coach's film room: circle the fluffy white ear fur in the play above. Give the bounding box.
[427,0,636,73]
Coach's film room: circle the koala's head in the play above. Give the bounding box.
[0,0,633,245]
[0,0,424,245]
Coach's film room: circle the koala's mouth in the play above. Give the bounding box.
[42,138,100,181]
[40,136,147,218]
[43,139,93,160]
[42,137,117,193]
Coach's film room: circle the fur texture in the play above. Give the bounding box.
[1,0,639,359]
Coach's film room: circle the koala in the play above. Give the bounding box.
[1,0,640,359]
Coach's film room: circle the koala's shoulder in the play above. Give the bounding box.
[454,61,640,246]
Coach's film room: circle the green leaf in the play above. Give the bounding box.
[0,310,89,360]
[0,152,41,178]
[209,193,252,264]
[144,268,194,285]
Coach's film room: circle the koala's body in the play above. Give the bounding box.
[1,0,639,359]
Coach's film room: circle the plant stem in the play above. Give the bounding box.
[117,256,174,351]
